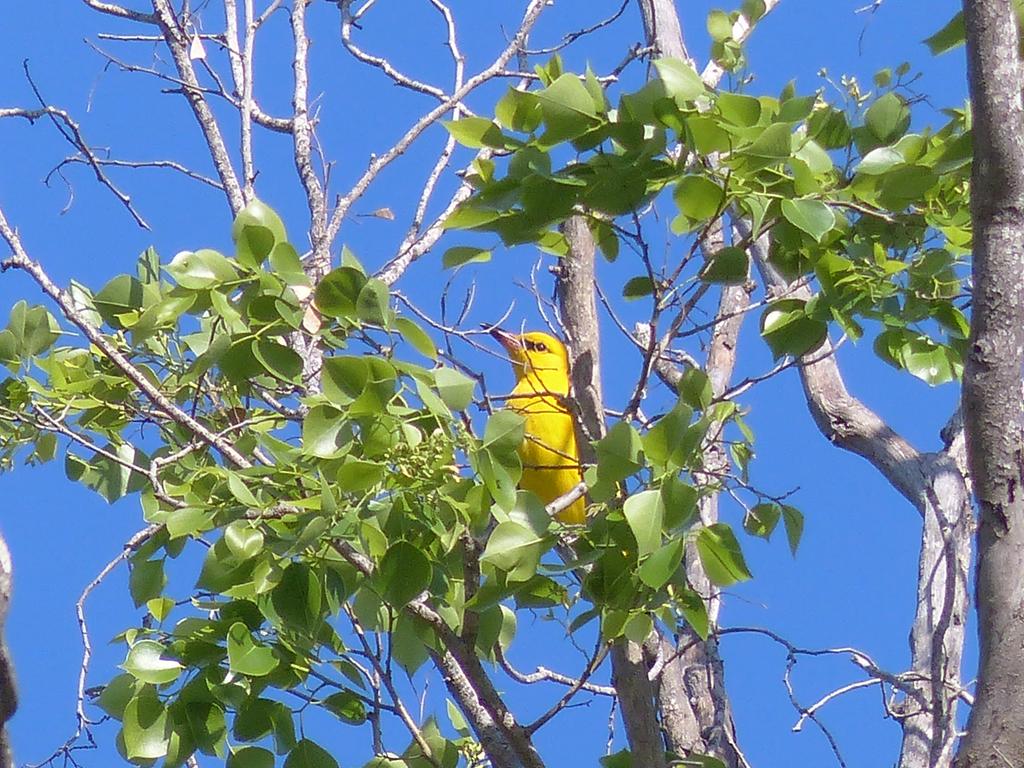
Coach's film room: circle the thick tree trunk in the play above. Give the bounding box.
[557,216,668,768]
[957,0,1024,765]
[0,533,15,768]
[636,0,691,63]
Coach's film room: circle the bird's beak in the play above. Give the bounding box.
[483,324,521,352]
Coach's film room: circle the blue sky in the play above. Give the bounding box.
[0,1,968,766]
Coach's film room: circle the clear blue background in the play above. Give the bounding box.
[0,2,968,766]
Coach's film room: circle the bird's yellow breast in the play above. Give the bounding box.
[508,384,585,525]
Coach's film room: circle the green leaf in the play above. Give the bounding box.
[747,123,793,159]
[130,559,166,608]
[707,9,733,42]
[442,246,492,269]
[595,421,643,482]
[171,700,227,760]
[395,317,437,360]
[865,92,910,144]
[166,506,216,539]
[794,137,833,174]
[232,199,287,255]
[624,612,654,644]
[877,165,939,209]
[147,598,174,622]
[316,267,367,319]
[652,58,706,102]
[857,146,904,175]
[924,11,965,55]
[701,246,749,284]
[391,612,430,675]
[122,688,170,760]
[235,224,276,270]
[233,699,296,753]
[227,474,261,508]
[877,330,962,385]
[696,523,752,586]
[482,410,526,459]
[443,117,508,149]
[98,673,139,719]
[678,368,713,410]
[323,691,367,725]
[337,459,385,491]
[252,339,302,383]
[674,175,725,221]
[535,73,602,145]
[742,0,766,21]
[760,299,828,359]
[92,277,145,327]
[0,330,17,370]
[601,750,633,768]
[661,476,698,530]
[495,87,542,133]
[228,746,276,768]
[717,92,761,127]
[782,505,804,555]
[637,538,684,589]
[744,503,781,539]
[779,95,817,123]
[476,449,520,512]
[123,640,183,685]
[676,587,710,639]
[591,219,619,262]
[284,739,339,768]
[623,490,664,559]
[780,199,835,242]
[642,404,693,469]
[272,562,323,633]
[357,278,391,326]
[270,242,307,285]
[7,302,60,356]
[622,275,655,300]
[481,521,545,582]
[302,405,351,458]
[434,367,476,410]
[379,541,432,608]
[167,249,238,289]
[227,622,278,677]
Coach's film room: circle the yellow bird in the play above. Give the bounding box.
[488,328,586,525]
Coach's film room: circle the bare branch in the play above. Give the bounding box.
[4,74,149,230]
[340,4,448,101]
[289,0,330,271]
[53,156,224,191]
[148,0,245,214]
[497,645,615,696]
[81,0,157,24]
[327,0,549,245]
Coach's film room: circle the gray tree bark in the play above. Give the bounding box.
[0,533,15,768]
[956,0,1024,765]
[557,216,668,768]
[749,230,972,768]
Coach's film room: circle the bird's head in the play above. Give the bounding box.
[486,327,570,380]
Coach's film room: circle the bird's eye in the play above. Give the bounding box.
[535,342,547,352]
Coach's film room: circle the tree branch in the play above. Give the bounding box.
[957,0,1024,765]
[0,213,252,469]
[148,0,245,214]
